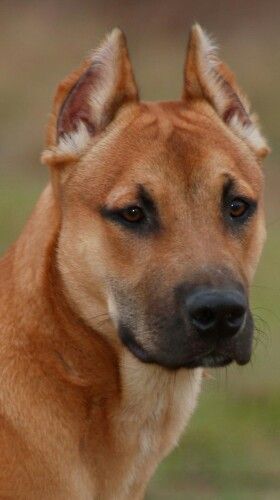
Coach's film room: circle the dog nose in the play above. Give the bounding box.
[186,288,247,337]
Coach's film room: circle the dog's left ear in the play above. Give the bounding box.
[183,24,269,159]
[42,28,138,166]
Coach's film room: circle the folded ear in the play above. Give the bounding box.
[42,28,139,166]
[183,24,269,159]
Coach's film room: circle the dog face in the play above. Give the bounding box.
[43,26,268,369]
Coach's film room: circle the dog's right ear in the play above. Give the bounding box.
[183,25,269,159]
[42,28,138,166]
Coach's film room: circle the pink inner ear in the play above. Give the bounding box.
[220,79,251,127]
[223,104,251,127]
[57,65,100,140]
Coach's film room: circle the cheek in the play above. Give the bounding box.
[107,292,120,327]
[242,217,266,282]
[57,213,109,290]
[59,204,145,287]
[99,228,152,283]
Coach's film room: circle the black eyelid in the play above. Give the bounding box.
[231,196,257,207]
[101,209,156,234]
[227,196,257,212]
[101,203,145,220]
[224,196,257,227]
[101,207,160,235]
[101,185,160,234]
[115,204,144,215]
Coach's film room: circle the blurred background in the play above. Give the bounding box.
[0,1,279,498]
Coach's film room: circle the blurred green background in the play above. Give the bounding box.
[0,1,279,498]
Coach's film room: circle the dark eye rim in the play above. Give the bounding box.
[117,205,145,223]
[101,185,160,234]
[229,198,249,218]
[100,203,156,233]
[224,196,257,224]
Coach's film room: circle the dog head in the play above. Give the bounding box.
[42,26,268,369]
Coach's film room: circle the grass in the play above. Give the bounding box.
[0,173,46,254]
[148,391,280,499]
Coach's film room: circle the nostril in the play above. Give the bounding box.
[226,306,246,329]
[191,307,217,330]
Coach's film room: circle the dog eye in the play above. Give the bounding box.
[229,198,249,218]
[119,206,145,223]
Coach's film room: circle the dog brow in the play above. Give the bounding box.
[222,174,256,200]
[137,185,157,216]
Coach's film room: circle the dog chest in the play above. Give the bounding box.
[107,359,203,498]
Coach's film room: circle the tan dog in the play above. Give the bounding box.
[0,25,268,499]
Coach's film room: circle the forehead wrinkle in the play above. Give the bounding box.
[177,106,217,125]
[120,102,215,152]
[138,103,177,140]
[139,104,222,148]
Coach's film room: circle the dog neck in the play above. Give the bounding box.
[0,185,115,389]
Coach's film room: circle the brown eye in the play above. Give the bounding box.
[229,198,249,218]
[121,206,145,223]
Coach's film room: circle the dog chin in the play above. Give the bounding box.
[185,353,234,368]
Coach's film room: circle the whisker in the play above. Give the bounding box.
[253,306,280,324]
[87,313,110,322]
[95,318,111,328]
[250,284,280,292]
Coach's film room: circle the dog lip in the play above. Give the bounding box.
[124,342,235,369]
[119,326,151,363]
[122,338,234,369]
[126,338,150,363]
[234,351,251,366]
[189,353,234,368]
[186,346,252,368]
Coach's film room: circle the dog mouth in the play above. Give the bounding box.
[119,325,251,369]
[127,342,234,368]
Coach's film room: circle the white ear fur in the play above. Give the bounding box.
[87,28,138,130]
[184,24,269,158]
[42,28,138,166]
[42,122,91,166]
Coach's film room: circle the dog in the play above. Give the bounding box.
[0,25,268,499]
